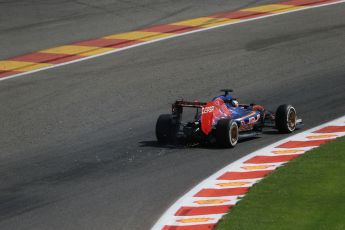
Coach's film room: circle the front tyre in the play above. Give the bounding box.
[275,104,297,133]
[216,119,239,148]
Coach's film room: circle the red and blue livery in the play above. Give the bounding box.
[156,89,302,147]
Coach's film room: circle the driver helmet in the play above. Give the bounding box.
[231,99,239,107]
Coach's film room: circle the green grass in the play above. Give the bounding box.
[216,136,345,230]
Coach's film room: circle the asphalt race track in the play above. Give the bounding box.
[0,0,280,60]
[0,1,345,230]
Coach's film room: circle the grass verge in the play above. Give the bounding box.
[216,136,345,230]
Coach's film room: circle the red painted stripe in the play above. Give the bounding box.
[217,170,273,180]
[282,0,335,6]
[210,11,269,19]
[74,38,141,48]
[11,53,82,64]
[163,224,215,230]
[48,56,83,64]
[313,126,345,133]
[194,187,249,197]
[244,154,299,164]
[175,205,232,216]
[276,139,334,148]
[140,24,200,34]
[0,70,22,78]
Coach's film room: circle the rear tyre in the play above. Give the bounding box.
[156,114,176,144]
[216,119,239,148]
[275,104,297,133]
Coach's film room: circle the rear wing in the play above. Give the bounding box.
[173,100,206,108]
[172,100,206,114]
[171,99,232,135]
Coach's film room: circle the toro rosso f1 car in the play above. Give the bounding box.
[155,89,302,147]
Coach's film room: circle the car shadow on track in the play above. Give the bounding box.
[139,140,194,149]
[262,130,280,135]
[139,136,261,150]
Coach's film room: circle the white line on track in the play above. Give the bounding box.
[1,0,345,82]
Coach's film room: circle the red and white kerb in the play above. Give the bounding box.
[152,116,345,230]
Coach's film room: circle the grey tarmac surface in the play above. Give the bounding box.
[0,0,280,60]
[1,2,345,230]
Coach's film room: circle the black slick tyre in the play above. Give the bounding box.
[216,119,239,148]
[275,104,297,133]
[156,114,175,144]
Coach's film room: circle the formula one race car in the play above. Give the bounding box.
[155,89,302,147]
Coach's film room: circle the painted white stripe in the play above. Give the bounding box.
[1,0,345,82]
[151,115,345,230]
